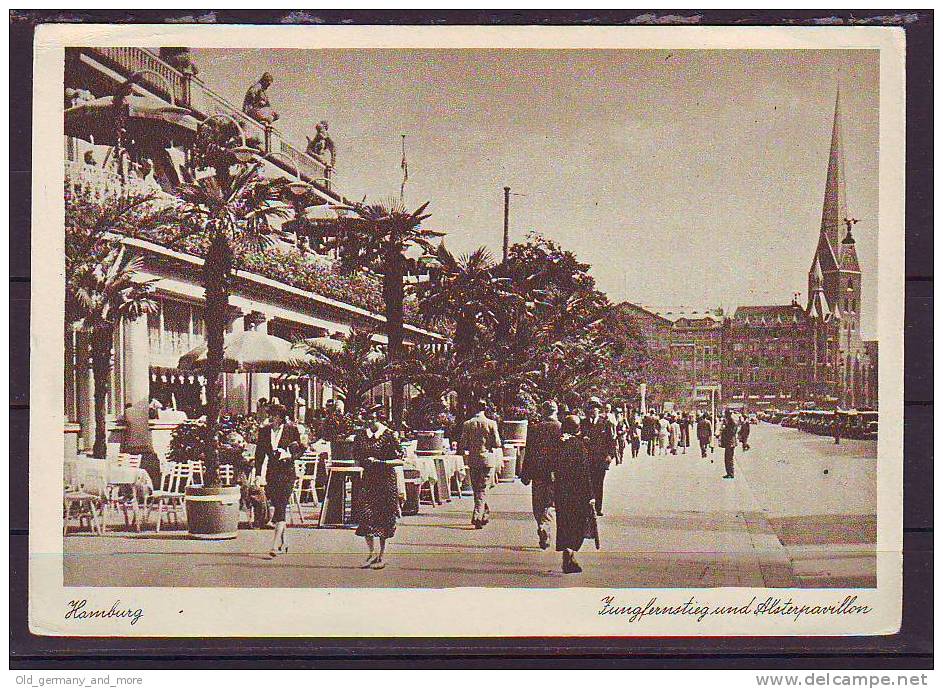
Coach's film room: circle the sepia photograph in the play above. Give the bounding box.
[27,22,906,639]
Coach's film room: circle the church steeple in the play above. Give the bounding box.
[820,86,848,251]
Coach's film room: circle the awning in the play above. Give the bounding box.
[178,330,311,373]
[65,93,200,147]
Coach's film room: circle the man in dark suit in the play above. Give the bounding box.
[458,400,502,528]
[520,400,562,549]
[582,397,617,516]
[696,414,713,459]
[719,409,739,479]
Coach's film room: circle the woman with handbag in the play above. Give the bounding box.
[254,404,302,558]
[551,415,597,574]
[352,405,404,570]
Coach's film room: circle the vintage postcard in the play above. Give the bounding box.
[30,23,905,637]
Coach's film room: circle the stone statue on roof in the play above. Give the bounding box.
[306,120,336,170]
[243,72,279,125]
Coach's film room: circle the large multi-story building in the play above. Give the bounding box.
[62,47,445,458]
[619,89,877,411]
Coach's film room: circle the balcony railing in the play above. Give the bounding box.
[65,159,167,203]
[84,47,335,195]
[91,47,189,106]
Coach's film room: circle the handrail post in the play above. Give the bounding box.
[181,73,193,110]
[264,125,273,156]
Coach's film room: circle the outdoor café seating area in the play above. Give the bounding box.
[63,437,511,536]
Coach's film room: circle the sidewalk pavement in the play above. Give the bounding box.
[63,423,876,588]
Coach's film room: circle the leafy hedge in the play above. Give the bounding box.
[64,183,423,325]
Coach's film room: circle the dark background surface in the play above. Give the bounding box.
[9,9,932,669]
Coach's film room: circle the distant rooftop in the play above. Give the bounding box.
[732,304,806,325]
[641,306,725,323]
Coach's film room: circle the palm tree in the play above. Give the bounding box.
[414,243,516,415]
[65,187,177,458]
[70,245,158,458]
[298,330,393,415]
[171,165,291,484]
[321,199,439,431]
[417,245,511,357]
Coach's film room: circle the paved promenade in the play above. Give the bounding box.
[63,423,876,588]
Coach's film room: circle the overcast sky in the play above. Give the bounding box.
[190,48,879,337]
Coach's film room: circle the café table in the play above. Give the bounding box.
[64,455,153,531]
[318,461,363,528]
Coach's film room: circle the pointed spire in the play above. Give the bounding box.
[820,84,848,251]
[809,252,824,288]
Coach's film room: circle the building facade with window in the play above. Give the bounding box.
[618,90,877,412]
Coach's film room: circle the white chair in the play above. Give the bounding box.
[145,462,191,532]
[188,460,205,487]
[63,469,108,535]
[218,464,235,486]
[114,453,142,469]
[294,457,320,507]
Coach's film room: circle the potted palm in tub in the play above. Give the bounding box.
[411,405,456,455]
[167,418,247,539]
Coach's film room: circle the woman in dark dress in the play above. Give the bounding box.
[254,404,302,558]
[352,406,404,570]
[551,415,596,574]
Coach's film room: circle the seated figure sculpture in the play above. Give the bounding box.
[305,120,336,170]
[243,72,279,125]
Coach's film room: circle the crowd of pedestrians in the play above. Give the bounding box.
[248,393,754,576]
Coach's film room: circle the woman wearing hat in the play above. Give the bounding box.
[352,404,404,569]
[552,415,596,573]
[254,404,303,559]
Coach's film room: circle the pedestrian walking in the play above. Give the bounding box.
[833,410,842,445]
[738,416,752,451]
[254,404,302,559]
[657,414,669,455]
[352,405,405,570]
[680,412,691,450]
[629,413,642,459]
[551,415,597,574]
[519,400,562,550]
[614,408,627,465]
[668,416,679,455]
[719,409,738,479]
[696,413,713,459]
[582,398,616,516]
[457,400,503,529]
[642,412,655,456]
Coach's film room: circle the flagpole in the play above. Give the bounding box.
[400,134,407,204]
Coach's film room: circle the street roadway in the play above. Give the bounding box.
[64,422,877,588]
